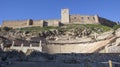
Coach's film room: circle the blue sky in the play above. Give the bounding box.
[0,0,120,25]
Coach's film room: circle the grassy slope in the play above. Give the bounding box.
[14,24,113,34]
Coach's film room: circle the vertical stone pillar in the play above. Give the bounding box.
[82,30,85,38]
[0,43,4,50]
[94,32,97,39]
[39,40,42,52]
[60,45,61,53]
[41,20,44,27]
[94,15,99,23]
[109,60,113,67]
[12,41,14,47]
[30,44,32,48]
[20,43,24,50]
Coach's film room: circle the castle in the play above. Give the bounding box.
[2,9,117,28]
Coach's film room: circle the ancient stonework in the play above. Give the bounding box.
[2,9,117,28]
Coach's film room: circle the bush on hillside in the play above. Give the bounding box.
[15,24,112,35]
[64,24,112,33]
[113,25,120,30]
[3,27,12,31]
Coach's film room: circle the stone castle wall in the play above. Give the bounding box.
[2,19,60,28]
[42,39,109,54]
[70,15,99,24]
[45,20,60,26]
[32,20,44,27]
[99,17,116,27]
[2,20,28,28]
[1,9,117,28]
[42,44,84,54]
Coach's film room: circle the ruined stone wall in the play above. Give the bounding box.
[69,14,116,27]
[2,19,60,28]
[99,17,117,27]
[42,40,107,54]
[1,8,116,28]
[70,15,99,24]
[42,44,83,54]
[2,20,28,28]
[32,20,44,27]
[45,20,60,26]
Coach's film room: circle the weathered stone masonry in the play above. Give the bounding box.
[2,9,117,28]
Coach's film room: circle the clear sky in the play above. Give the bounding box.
[0,0,120,25]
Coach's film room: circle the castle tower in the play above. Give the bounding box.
[94,15,99,23]
[27,19,30,26]
[27,19,33,26]
[61,9,70,24]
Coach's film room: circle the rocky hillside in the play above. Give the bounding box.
[0,24,120,67]
[0,24,119,48]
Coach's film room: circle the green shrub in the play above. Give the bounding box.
[16,24,112,34]
[17,26,58,34]
[64,24,112,33]
[113,25,120,30]
[3,27,12,31]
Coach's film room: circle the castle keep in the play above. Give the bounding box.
[2,9,116,28]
